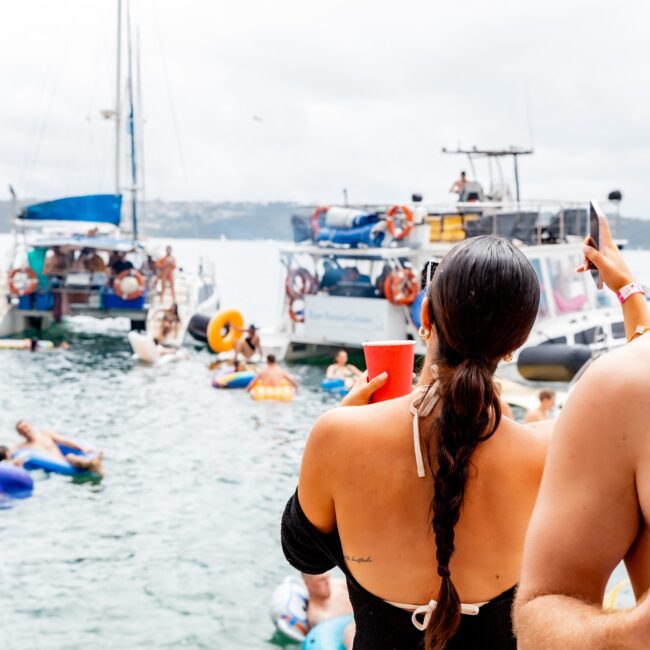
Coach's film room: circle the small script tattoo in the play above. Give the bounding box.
[344,554,373,564]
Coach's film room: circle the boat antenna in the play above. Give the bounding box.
[126,0,138,240]
[115,0,122,197]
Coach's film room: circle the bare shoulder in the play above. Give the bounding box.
[481,416,549,484]
[305,398,410,462]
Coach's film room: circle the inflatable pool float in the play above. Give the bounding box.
[0,464,34,499]
[0,339,54,351]
[212,370,256,389]
[128,331,188,365]
[206,309,244,353]
[250,380,295,402]
[303,615,353,649]
[270,575,310,642]
[321,378,350,396]
[13,441,99,478]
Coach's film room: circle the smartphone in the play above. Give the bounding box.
[587,200,605,289]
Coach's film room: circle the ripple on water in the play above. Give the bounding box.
[0,323,330,649]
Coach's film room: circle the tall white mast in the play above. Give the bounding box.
[114,0,122,195]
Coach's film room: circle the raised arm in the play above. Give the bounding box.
[515,353,647,649]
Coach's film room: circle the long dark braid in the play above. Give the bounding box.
[421,236,540,649]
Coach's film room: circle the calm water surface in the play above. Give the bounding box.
[0,237,645,647]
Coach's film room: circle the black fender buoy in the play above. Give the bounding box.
[187,313,211,344]
[517,344,592,382]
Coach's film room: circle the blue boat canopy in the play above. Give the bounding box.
[19,194,122,226]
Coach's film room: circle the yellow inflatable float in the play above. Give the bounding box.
[250,380,295,402]
[206,309,244,353]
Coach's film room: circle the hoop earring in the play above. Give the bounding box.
[503,353,513,363]
[418,326,431,340]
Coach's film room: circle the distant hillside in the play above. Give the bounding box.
[0,200,649,246]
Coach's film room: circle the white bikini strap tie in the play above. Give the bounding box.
[410,599,482,632]
[410,383,439,479]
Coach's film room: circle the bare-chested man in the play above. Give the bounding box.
[246,355,297,391]
[12,420,104,477]
[303,572,354,650]
[523,389,556,423]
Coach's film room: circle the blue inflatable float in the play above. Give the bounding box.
[321,378,350,396]
[303,615,353,650]
[0,464,34,499]
[13,442,98,477]
[212,370,256,389]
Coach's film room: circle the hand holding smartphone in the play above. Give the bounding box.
[587,200,606,289]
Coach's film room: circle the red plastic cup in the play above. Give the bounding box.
[362,340,416,402]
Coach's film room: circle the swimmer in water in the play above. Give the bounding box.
[326,350,362,390]
[11,421,104,477]
[303,572,354,649]
[247,354,297,392]
[232,324,262,363]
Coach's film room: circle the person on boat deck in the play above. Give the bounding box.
[281,236,549,649]
[248,355,297,391]
[523,390,556,423]
[514,217,650,648]
[303,572,354,649]
[43,246,67,276]
[83,249,107,273]
[158,303,181,344]
[155,245,176,302]
[232,324,262,363]
[326,350,362,390]
[109,251,134,276]
[449,170,466,195]
[11,420,104,477]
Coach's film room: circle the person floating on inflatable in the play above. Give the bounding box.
[326,350,362,391]
[10,421,104,477]
[247,355,297,401]
[303,572,355,646]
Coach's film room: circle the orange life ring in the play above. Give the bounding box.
[383,268,419,305]
[114,269,145,300]
[288,298,305,323]
[311,205,329,239]
[285,268,316,301]
[9,268,38,296]
[386,205,414,240]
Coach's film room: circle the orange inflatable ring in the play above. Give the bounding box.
[386,205,414,240]
[207,308,244,353]
[285,268,316,301]
[383,268,419,305]
[8,268,38,296]
[288,298,305,323]
[114,269,145,300]
[311,205,329,239]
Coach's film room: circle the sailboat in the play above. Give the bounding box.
[0,0,218,341]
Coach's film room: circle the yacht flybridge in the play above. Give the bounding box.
[264,147,627,365]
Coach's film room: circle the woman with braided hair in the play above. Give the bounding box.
[281,235,547,649]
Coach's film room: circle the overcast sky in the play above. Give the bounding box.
[0,0,648,215]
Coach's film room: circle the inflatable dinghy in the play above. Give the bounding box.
[128,331,188,365]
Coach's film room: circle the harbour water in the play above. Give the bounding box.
[0,236,646,648]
